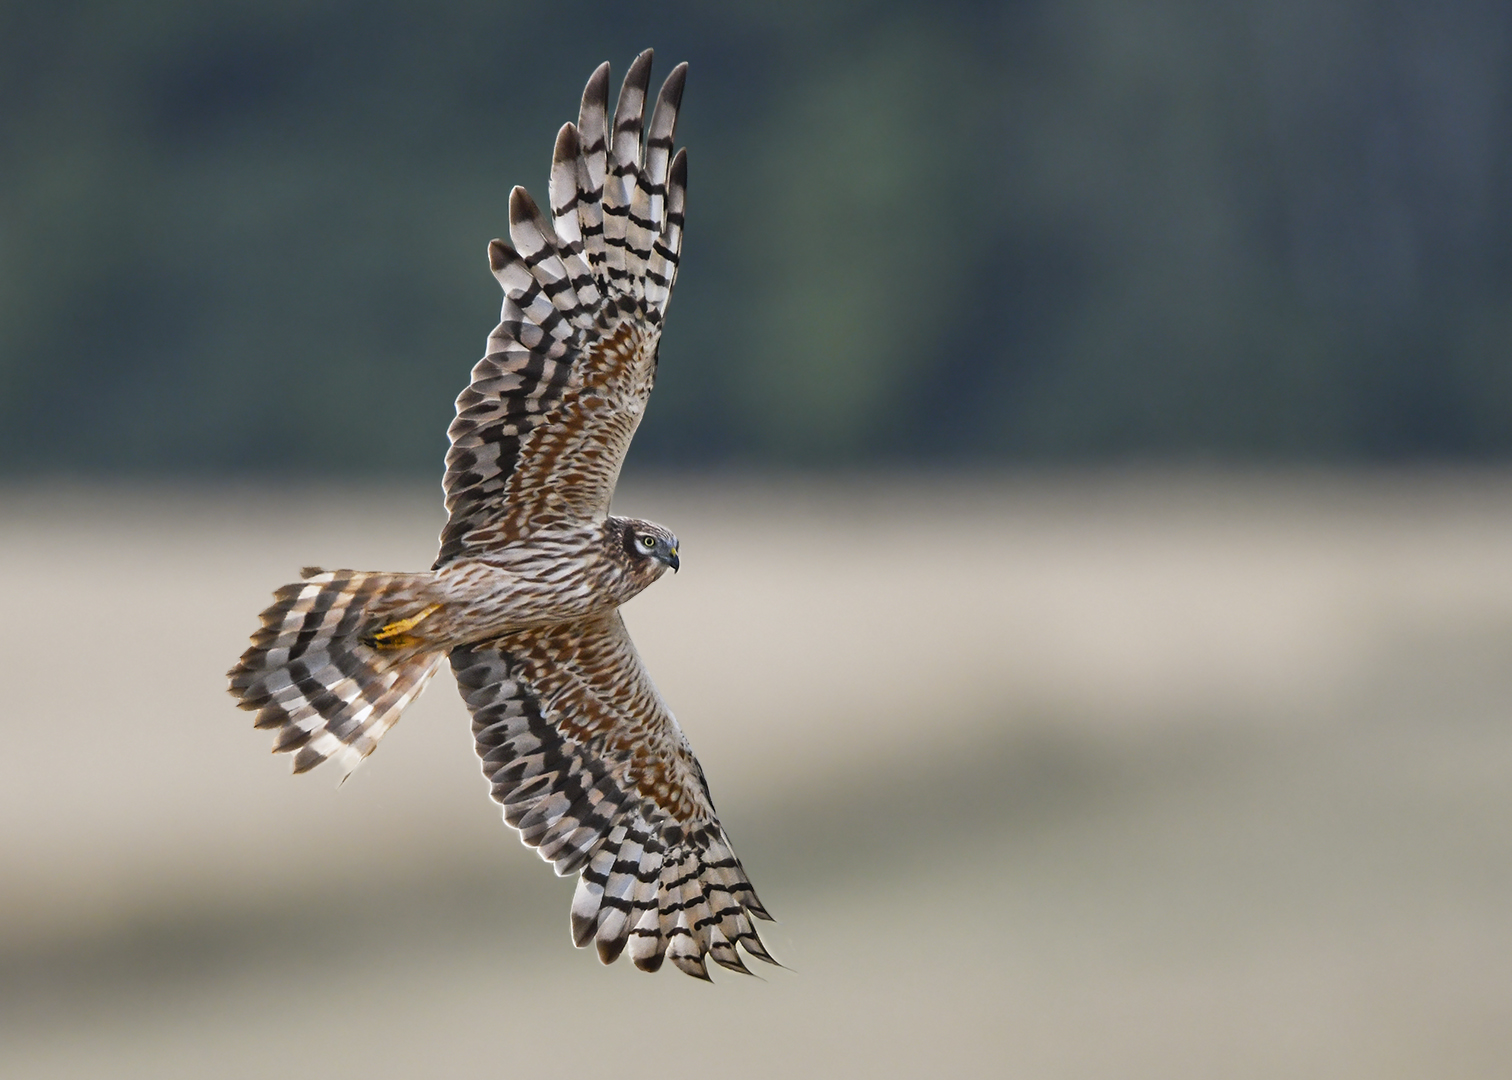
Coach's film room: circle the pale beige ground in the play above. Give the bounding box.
[0,473,1509,1079]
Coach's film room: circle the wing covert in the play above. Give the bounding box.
[450,613,774,979]
[436,52,690,567]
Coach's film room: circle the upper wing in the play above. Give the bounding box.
[450,612,775,979]
[435,52,689,567]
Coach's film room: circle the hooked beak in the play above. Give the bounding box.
[666,548,680,573]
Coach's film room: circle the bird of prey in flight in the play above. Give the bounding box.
[229,51,774,980]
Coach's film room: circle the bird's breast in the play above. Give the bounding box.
[433,539,640,639]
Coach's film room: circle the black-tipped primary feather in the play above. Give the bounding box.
[627,62,687,304]
[574,62,611,278]
[450,614,776,979]
[602,50,653,290]
[435,54,697,560]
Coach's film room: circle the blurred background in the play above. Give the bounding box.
[2,1,1512,1077]
[6,0,1512,471]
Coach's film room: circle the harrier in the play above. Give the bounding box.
[228,51,774,980]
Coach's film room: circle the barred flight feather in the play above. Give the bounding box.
[228,570,447,776]
[435,49,690,565]
[570,63,610,279]
[451,615,775,977]
[229,52,772,982]
[626,63,685,309]
[601,50,650,290]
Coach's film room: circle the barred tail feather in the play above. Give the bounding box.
[228,569,446,776]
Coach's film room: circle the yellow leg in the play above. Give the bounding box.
[368,603,442,650]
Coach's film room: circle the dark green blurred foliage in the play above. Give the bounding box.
[2,0,1510,474]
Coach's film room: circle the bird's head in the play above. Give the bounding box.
[619,518,680,576]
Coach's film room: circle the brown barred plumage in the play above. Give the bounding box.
[227,51,775,979]
[453,618,773,978]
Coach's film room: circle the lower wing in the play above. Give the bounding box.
[450,611,774,979]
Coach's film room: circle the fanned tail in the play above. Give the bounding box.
[228,568,447,776]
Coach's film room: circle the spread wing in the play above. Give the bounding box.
[435,51,688,567]
[450,613,775,979]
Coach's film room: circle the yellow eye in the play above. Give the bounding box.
[640,535,657,550]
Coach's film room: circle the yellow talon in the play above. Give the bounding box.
[369,603,442,649]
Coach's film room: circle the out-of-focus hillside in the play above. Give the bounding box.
[3,1,1512,473]
[0,474,1509,1078]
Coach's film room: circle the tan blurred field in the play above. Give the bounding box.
[1,473,1510,1078]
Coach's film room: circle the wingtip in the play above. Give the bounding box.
[631,950,666,974]
[571,911,596,949]
[712,949,754,978]
[739,925,785,970]
[623,49,654,96]
[508,185,541,226]
[487,237,510,272]
[596,934,629,965]
[672,954,713,982]
[659,61,688,108]
[583,62,610,110]
[553,121,578,163]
